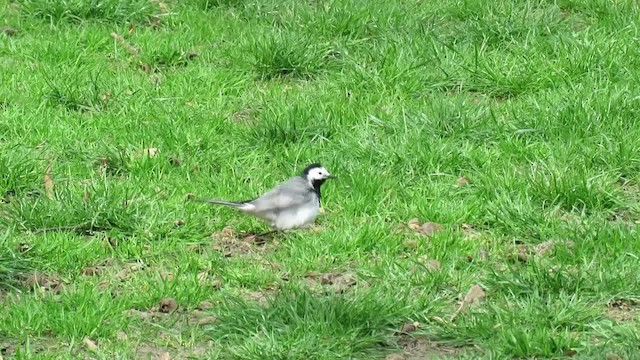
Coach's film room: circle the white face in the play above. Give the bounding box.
[307,167,332,181]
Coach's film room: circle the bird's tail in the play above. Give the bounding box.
[197,199,256,211]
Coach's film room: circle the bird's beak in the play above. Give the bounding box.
[328,174,337,180]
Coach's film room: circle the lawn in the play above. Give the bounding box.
[1,0,640,358]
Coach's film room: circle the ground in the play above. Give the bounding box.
[1,0,640,359]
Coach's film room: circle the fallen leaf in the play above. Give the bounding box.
[159,298,178,313]
[159,352,171,360]
[403,238,418,249]
[606,353,623,360]
[168,155,181,167]
[533,239,556,256]
[197,316,218,326]
[44,161,54,198]
[463,285,486,305]
[25,272,63,293]
[144,148,159,157]
[563,349,577,357]
[83,189,90,204]
[398,322,419,335]
[425,259,441,271]
[385,354,405,360]
[451,284,486,321]
[456,176,470,186]
[116,331,128,341]
[417,222,443,236]
[408,218,421,230]
[16,242,30,252]
[197,301,213,310]
[83,337,98,351]
[186,50,198,60]
[82,267,102,276]
[1,26,18,37]
[174,219,185,226]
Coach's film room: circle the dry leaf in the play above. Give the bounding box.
[417,222,443,236]
[425,259,441,271]
[144,148,159,157]
[398,322,419,335]
[44,162,54,198]
[385,354,405,360]
[606,353,623,360]
[533,239,556,256]
[408,218,421,230]
[83,189,90,204]
[463,285,486,305]
[451,285,486,321]
[1,26,18,37]
[83,337,98,351]
[82,267,101,276]
[197,301,213,310]
[159,298,178,313]
[116,331,128,341]
[197,316,218,326]
[456,177,470,186]
[159,352,171,360]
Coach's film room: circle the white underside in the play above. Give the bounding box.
[271,202,320,230]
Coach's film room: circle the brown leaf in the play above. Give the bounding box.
[43,162,54,198]
[25,272,63,293]
[563,349,577,357]
[159,298,178,313]
[82,267,102,276]
[417,222,443,236]
[606,353,623,360]
[186,50,198,60]
[197,316,218,326]
[196,301,213,310]
[1,26,18,37]
[83,189,90,204]
[463,285,486,305]
[403,238,418,249]
[451,284,486,321]
[159,352,171,360]
[533,239,556,256]
[168,155,181,167]
[385,354,406,360]
[456,176,470,186]
[174,219,185,226]
[144,148,159,157]
[398,322,419,335]
[425,259,441,271]
[408,218,421,230]
[83,337,98,351]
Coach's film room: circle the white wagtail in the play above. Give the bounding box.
[199,163,335,231]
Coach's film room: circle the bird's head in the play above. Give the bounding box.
[301,163,335,187]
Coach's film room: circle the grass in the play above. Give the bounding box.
[1,0,640,358]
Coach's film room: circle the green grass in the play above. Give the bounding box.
[1,0,640,358]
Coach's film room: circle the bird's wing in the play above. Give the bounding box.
[249,177,315,214]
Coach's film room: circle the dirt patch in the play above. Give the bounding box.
[23,272,64,293]
[507,239,574,263]
[606,299,639,322]
[210,226,276,257]
[396,219,444,237]
[387,337,467,359]
[304,271,361,294]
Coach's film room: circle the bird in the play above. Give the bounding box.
[198,163,335,232]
